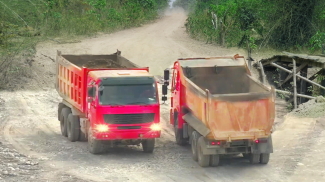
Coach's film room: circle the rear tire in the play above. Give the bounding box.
[210,155,220,167]
[249,154,260,164]
[174,116,187,146]
[87,128,103,154]
[197,136,210,167]
[191,131,200,161]
[60,108,70,137]
[260,153,270,164]
[142,139,155,153]
[67,114,80,142]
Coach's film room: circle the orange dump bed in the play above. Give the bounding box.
[179,57,275,141]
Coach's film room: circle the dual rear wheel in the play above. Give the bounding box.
[190,130,270,167]
[191,131,220,167]
[59,107,85,142]
[249,153,270,164]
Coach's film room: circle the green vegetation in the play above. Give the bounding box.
[173,0,325,52]
[0,0,169,89]
[0,0,169,47]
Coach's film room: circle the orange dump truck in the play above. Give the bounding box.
[161,55,275,167]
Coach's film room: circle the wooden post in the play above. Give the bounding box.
[299,66,308,104]
[247,40,251,71]
[259,61,266,84]
[293,59,297,109]
[321,69,325,96]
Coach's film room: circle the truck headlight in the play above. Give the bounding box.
[150,123,161,131]
[95,124,109,132]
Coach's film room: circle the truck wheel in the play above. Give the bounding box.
[142,139,155,153]
[58,103,64,121]
[210,155,220,167]
[197,136,210,167]
[191,131,200,161]
[87,128,102,154]
[249,154,260,164]
[260,153,270,164]
[67,114,80,142]
[174,117,187,146]
[60,108,71,137]
[79,131,88,142]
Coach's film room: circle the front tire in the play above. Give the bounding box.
[67,114,80,142]
[197,136,210,167]
[60,108,71,137]
[87,128,103,154]
[142,139,155,153]
[174,116,187,146]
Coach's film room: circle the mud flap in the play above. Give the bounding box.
[198,137,224,155]
[252,135,273,154]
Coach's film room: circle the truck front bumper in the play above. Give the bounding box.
[94,130,161,140]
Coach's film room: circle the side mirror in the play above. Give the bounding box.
[162,85,168,95]
[164,69,169,86]
[88,87,94,97]
[162,85,168,102]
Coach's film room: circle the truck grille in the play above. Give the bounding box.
[103,113,155,124]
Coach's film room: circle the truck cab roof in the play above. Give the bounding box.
[89,69,152,80]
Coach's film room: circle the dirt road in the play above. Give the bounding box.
[0,8,324,182]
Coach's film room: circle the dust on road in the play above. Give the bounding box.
[0,8,324,182]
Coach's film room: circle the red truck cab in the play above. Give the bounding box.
[56,51,160,154]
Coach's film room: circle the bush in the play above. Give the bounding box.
[182,0,325,50]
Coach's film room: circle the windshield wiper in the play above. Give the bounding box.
[126,101,149,105]
[101,103,124,106]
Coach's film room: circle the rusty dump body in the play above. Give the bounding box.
[179,56,276,141]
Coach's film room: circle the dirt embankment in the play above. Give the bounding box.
[291,96,325,118]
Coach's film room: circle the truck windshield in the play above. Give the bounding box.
[98,84,157,105]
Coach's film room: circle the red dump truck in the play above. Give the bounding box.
[161,55,275,167]
[56,50,161,154]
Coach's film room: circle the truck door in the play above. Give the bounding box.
[87,79,97,125]
[171,63,180,124]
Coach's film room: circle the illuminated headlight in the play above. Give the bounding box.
[150,123,161,131]
[95,124,109,132]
